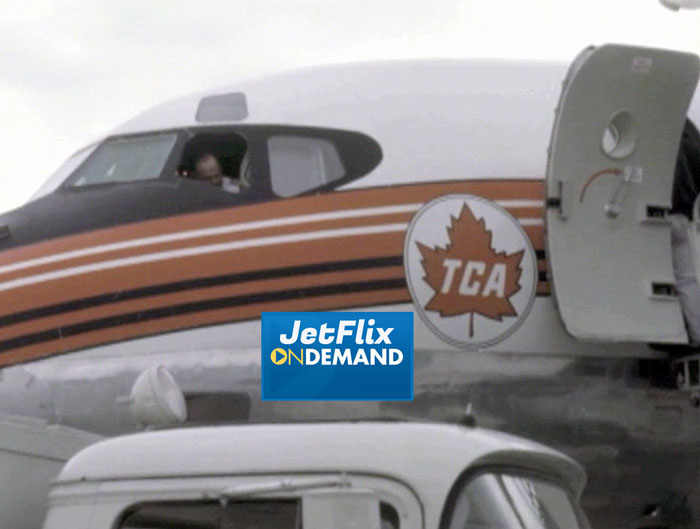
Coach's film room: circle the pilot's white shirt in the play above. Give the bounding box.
[221,176,241,193]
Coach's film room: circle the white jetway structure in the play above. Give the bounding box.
[0,414,100,529]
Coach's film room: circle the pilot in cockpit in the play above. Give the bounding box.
[193,152,246,193]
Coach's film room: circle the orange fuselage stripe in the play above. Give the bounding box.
[0,180,548,366]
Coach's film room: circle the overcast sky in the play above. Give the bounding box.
[1,0,700,213]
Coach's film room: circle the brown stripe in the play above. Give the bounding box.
[0,179,549,366]
[0,266,405,340]
[0,205,543,282]
[0,232,407,316]
[523,225,545,249]
[0,287,411,367]
[537,282,552,295]
[505,207,544,219]
[0,223,546,317]
[0,211,415,282]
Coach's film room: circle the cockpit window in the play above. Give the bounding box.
[445,472,588,529]
[52,126,379,201]
[30,142,98,200]
[66,133,177,187]
[268,135,346,197]
[177,131,249,194]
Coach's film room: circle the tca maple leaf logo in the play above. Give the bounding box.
[416,203,524,338]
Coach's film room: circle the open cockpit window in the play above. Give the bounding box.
[176,126,379,198]
[66,133,178,187]
[55,126,379,202]
[177,131,250,194]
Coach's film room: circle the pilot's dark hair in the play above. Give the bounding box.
[193,152,219,166]
[671,119,700,219]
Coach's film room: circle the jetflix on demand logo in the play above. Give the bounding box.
[261,312,413,400]
[404,195,537,349]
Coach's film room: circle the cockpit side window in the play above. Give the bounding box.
[263,127,382,198]
[54,126,379,204]
[175,125,380,199]
[268,136,346,197]
[65,133,178,187]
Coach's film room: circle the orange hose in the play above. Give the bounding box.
[578,168,622,202]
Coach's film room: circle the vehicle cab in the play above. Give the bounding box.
[43,422,589,529]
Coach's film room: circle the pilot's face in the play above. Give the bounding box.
[195,156,223,186]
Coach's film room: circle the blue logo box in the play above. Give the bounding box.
[261,311,413,401]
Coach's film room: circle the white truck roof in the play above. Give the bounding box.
[56,421,586,498]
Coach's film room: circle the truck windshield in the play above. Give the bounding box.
[66,133,177,187]
[446,472,588,529]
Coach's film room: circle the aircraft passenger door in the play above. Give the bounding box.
[546,44,700,343]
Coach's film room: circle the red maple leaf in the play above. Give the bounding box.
[417,203,524,338]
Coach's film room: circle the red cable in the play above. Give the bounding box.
[578,168,622,202]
